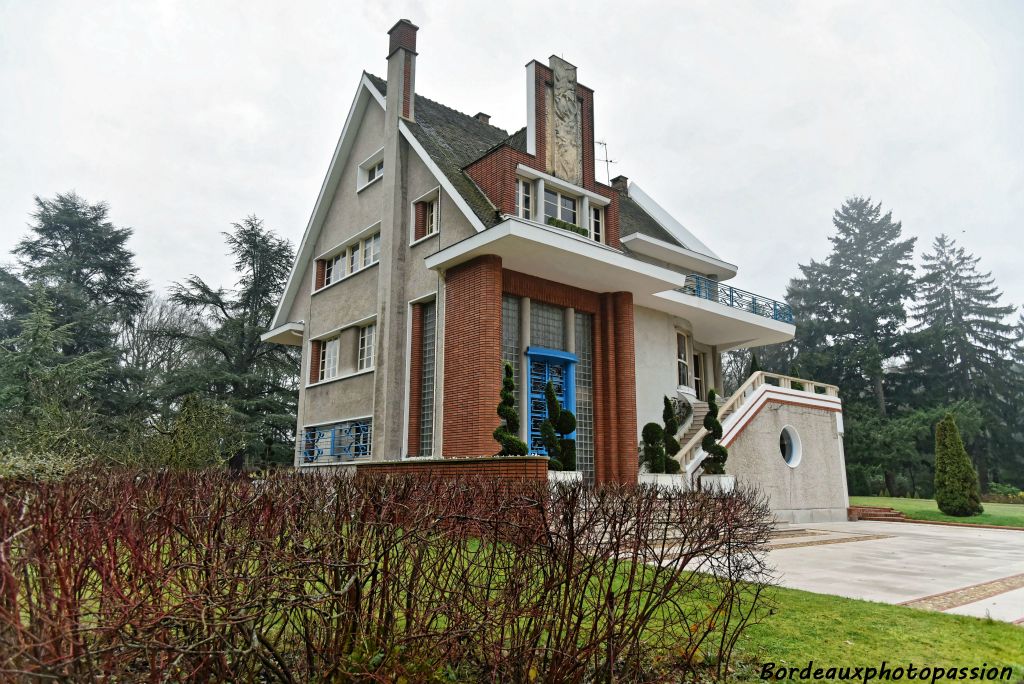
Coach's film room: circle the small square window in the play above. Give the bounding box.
[366,159,383,183]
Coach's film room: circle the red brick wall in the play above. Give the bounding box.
[308,340,322,385]
[462,62,621,248]
[402,51,412,119]
[407,303,424,456]
[443,255,503,457]
[356,456,548,481]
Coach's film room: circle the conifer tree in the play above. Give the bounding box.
[661,396,682,474]
[910,235,1018,487]
[934,413,983,516]
[493,362,527,456]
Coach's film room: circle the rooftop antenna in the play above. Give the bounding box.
[595,140,617,185]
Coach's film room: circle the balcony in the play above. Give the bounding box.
[680,274,794,324]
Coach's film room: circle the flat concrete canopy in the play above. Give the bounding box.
[768,521,1024,624]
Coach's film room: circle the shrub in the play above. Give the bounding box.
[701,389,729,475]
[0,470,774,681]
[493,362,528,456]
[540,380,576,471]
[639,397,683,474]
[933,413,983,517]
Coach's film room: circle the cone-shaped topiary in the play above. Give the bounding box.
[700,389,729,475]
[540,380,576,471]
[748,352,761,377]
[934,413,983,516]
[493,363,528,456]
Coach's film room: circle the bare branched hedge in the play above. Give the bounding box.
[0,471,774,682]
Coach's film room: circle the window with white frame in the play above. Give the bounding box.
[514,178,532,220]
[358,323,376,371]
[358,151,385,189]
[425,199,438,235]
[544,188,578,225]
[319,335,340,381]
[316,231,380,291]
[676,332,690,387]
[591,206,604,243]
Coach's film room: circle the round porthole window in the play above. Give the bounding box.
[779,426,802,468]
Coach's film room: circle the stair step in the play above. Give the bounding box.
[847,506,907,522]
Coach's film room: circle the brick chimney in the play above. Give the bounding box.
[611,175,629,194]
[474,112,490,125]
[386,19,418,121]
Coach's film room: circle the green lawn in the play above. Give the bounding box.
[731,584,1024,679]
[850,496,1024,528]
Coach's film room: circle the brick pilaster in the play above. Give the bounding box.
[407,303,425,456]
[442,255,503,457]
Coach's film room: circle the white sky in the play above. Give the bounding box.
[2,0,1022,314]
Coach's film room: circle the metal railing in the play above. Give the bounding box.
[680,274,794,323]
[298,420,372,464]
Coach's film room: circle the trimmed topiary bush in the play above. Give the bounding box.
[541,380,576,471]
[700,389,729,475]
[934,413,983,517]
[662,396,682,474]
[493,363,528,456]
[640,422,666,474]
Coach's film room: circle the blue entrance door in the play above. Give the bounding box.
[525,347,577,455]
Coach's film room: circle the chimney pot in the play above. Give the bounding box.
[611,175,629,193]
[474,112,491,125]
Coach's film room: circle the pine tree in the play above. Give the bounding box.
[167,217,298,464]
[787,197,916,495]
[909,235,1018,487]
[933,413,983,516]
[1,192,150,418]
[748,352,761,377]
[788,197,916,415]
[493,362,527,455]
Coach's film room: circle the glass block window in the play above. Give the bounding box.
[300,418,372,464]
[501,295,521,389]
[530,301,565,350]
[574,312,594,484]
[419,301,436,457]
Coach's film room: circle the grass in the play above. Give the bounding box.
[731,584,1024,679]
[850,496,1024,528]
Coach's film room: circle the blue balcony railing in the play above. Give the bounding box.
[680,274,794,324]
[299,419,372,464]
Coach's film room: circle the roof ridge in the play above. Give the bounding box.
[365,72,511,137]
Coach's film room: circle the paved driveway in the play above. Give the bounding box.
[768,520,1024,623]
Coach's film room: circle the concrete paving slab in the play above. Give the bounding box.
[767,520,1024,622]
[945,586,1024,623]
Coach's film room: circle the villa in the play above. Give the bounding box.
[263,20,850,522]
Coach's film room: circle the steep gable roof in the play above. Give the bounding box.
[364,73,508,228]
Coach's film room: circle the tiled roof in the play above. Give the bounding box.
[619,193,683,247]
[365,73,683,247]
[365,73,509,228]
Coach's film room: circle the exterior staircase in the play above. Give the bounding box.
[673,371,841,482]
[847,506,907,522]
[677,400,708,450]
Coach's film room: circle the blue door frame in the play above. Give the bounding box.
[525,346,577,455]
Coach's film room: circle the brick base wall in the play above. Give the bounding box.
[356,456,549,481]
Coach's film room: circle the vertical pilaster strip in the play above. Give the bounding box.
[407,303,424,457]
[442,255,503,457]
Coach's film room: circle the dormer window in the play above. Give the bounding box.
[514,179,532,220]
[544,189,577,225]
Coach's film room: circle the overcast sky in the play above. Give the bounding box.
[2,0,1022,315]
